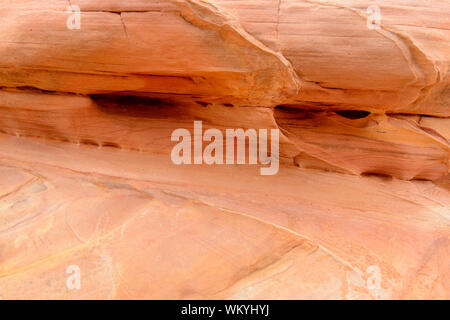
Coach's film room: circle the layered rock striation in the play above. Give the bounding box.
[0,0,448,299]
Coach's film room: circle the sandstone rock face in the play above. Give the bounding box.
[0,0,448,299]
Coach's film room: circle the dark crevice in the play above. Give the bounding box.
[196,101,210,107]
[90,94,174,117]
[0,86,79,96]
[335,110,370,119]
[80,139,100,147]
[102,142,121,149]
[79,10,164,14]
[275,104,327,112]
[90,94,169,106]
[16,86,58,94]
[361,172,394,180]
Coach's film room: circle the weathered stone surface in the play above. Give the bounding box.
[0,135,449,299]
[0,0,448,299]
[275,109,449,180]
[1,0,448,113]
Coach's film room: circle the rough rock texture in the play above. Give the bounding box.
[0,0,449,299]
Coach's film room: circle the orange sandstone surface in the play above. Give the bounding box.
[0,0,449,299]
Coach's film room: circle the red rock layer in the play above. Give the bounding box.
[0,0,448,299]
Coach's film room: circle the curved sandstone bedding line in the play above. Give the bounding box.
[0,87,448,180]
[0,0,449,299]
[275,108,449,180]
